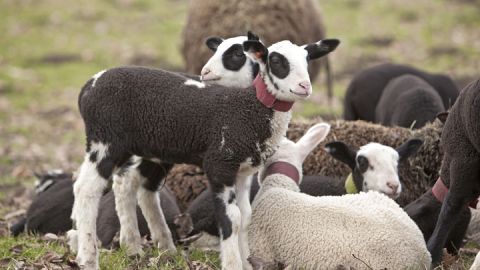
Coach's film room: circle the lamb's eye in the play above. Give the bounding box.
[270,58,280,64]
[234,51,244,57]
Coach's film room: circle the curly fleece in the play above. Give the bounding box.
[249,174,431,269]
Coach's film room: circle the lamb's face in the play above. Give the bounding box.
[34,170,72,194]
[356,143,402,198]
[200,36,258,89]
[244,38,339,103]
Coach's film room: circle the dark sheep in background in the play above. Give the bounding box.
[375,74,445,129]
[426,79,480,265]
[343,63,459,123]
[10,172,184,246]
[182,0,334,96]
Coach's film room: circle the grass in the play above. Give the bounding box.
[0,0,479,268]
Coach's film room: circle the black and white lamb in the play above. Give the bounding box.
[249,123,431,269]
[375,74,446,129]
[182,138,422,250]
[70,35,339,269]
[200,31,260,89]
[426,79,480,266]
[10,171,183,247]
[343,63,459,127]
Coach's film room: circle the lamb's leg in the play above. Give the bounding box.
[136,160,176,251]
[205,158,242,270]
[236,174,253,270]
[72,148,124,269]
[470,251,480,270]
[427,158,480,265]
[112,158,143,255]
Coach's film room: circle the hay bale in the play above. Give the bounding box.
[181,0,326,82]
[166,119,444,208]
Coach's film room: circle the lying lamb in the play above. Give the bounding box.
[249,123,431,269]
[71,34,339,269]
[343,63,458,127]
[183,138,422,250]
[375,74,446,129]
[10,171,184,246]
[426,79,480,266]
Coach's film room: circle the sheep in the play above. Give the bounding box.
[10,171,184,247]
[343,63,459,125]
[249,123,431,269]
[426,79,480,266]
[375,74,446,129]
[182,0,334,97]
[200,31,260,89]
[10,170,74,236]
[167,119,443,208]
[182,138,422,249]
[71,35,339,269]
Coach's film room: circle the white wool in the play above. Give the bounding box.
[184,79,206,88]
[249,177,431,269]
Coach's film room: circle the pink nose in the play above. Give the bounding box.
[299,81,311,91]
[200,68,211,77]
[386,182,399,192]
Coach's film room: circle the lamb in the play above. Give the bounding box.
[426,79,480,266]
[375,74,446,129]
[71,35,339,270]
[10,171,183,247]
[166,119,443,208]
[249,123,431,269]
[343,63,459,126]
[182,138,422,249]
[182,0,334,97]
[200,31,260,89]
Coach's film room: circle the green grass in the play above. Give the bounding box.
[0,235,220,269]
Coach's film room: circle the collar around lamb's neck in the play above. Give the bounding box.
[262,161,300,185]
[253,74,294,112]
[344,173,358,194]
[432,177,478,208]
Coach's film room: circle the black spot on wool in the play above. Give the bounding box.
[138,160,173,192]
[222,44,247,71]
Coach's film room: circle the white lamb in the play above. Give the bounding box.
[249,123,431,269]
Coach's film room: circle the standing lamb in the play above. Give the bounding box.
[344,63,459,125]
[249,123,431,269]
[375,74,446,129]
[426,79,480,266]
[71,35,339,269]
[182,0,334,97]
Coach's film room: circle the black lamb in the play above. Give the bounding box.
[344,63,459,126]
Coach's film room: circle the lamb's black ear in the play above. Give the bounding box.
[304,39,340,61]
[324,141,356,170]
[247,31,260,41]
[436,111,449,124]
[244,40,268,63]
[396,138,423,162]
[205,37,224,52]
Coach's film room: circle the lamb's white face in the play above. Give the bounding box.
[244,37,339,103]
[262,41,312,102]
[201,36,257,89]
[357,143,402,198]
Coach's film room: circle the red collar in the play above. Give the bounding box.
[262,161,300,185]
[432,177,478,209]
[253,74,294,112]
